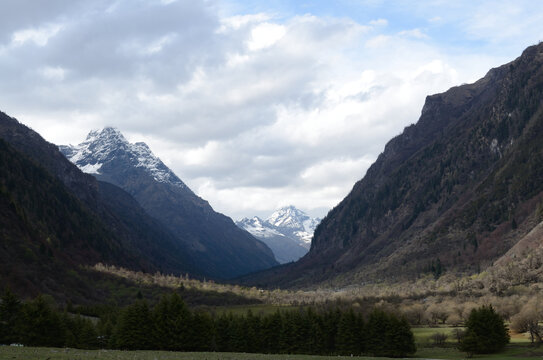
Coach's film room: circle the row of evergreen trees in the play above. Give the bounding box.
[0,290,415,357]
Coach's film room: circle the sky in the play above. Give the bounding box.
[1,1,543,220]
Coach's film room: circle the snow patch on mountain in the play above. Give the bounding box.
[79,162,102,174]
[62,127,187,188]
[238,216,284,239]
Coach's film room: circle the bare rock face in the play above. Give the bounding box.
[242,43,543,288]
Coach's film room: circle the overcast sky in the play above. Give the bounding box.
[1,1,543,220]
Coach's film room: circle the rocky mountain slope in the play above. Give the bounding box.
[61,128,277,279]
[236,206,320,263]
[241,42,543,288]
[0,113,206,300]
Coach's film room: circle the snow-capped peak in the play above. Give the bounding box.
[236,206,321,263]
[268,205,310,229]
[61,127,187,188]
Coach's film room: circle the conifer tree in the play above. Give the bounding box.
[190,310,214,351]
[459,305,509,354]
[245,310,262,353]
[153,293,191,350]
[366,309,389,356]
[214,312,233,352]
[114,300,153,350]
[0,288,23,345]
[388,315,416,357]
[321,309,341,354]
[20,295,64,347]
[366,309,415,357]
[337,309,362,355]
[227,314,248,352]
[261,311,282,354]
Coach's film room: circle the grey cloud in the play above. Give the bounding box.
[44,1,223,85]
[0,0,88,44]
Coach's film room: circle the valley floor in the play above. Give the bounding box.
[2,344,543,360]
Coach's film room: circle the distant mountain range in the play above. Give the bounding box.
[60,128,278,279]
[241,42,543,288]
[236,206,320,263]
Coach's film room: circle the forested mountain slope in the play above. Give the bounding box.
[0,113,203,300]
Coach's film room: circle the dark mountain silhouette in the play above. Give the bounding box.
[0,112,207,300]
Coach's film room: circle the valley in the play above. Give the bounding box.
[1,9,543,357]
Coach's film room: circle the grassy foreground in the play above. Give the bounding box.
[2,345,543,360]
[0,347,388,360]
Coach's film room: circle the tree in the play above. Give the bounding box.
[459,329,479,358]
[336,309,363,355]
[153,293,191,350]
[63,313,99,349]
[113,300,154,350]
[511,300,542,343]
[459,305,509,355]
[20,295,65,347]
[388,315,417,357]
[366,309,416,357]
[0,288,23,344]
[189,310,214,351]
[260,311,282,354]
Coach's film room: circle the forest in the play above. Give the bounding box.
[0,289,417,357]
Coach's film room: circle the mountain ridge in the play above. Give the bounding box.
[61,128,278,279]
[0,112,202,280]
[240,42,543,288]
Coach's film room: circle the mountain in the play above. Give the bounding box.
[0,112,209,302]
[61,128,278,279]
[267,206,321,247]
[240,42,543,288]
[236,206,320,263]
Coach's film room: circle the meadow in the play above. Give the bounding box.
[2,344,543,360]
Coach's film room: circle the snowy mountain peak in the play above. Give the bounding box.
[267,205,315,230]
[236,206,321,263]
[61,128,187,188]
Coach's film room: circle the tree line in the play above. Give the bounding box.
[0,289,416,357]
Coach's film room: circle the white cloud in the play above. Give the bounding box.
[369,18,388,26]
[12,23,62,47]
[1,0,542,220]
[247,22,286,51]
[398,28,428,39]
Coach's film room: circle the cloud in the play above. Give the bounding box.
[398,29,428,39]
[369,18,388,26]
[1,0,542,220]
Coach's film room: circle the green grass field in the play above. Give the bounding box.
[0,325,537,360]
[2,344,543,360]
[412,325,463,345]
[412,325,532,345]
[0,347,403,360]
